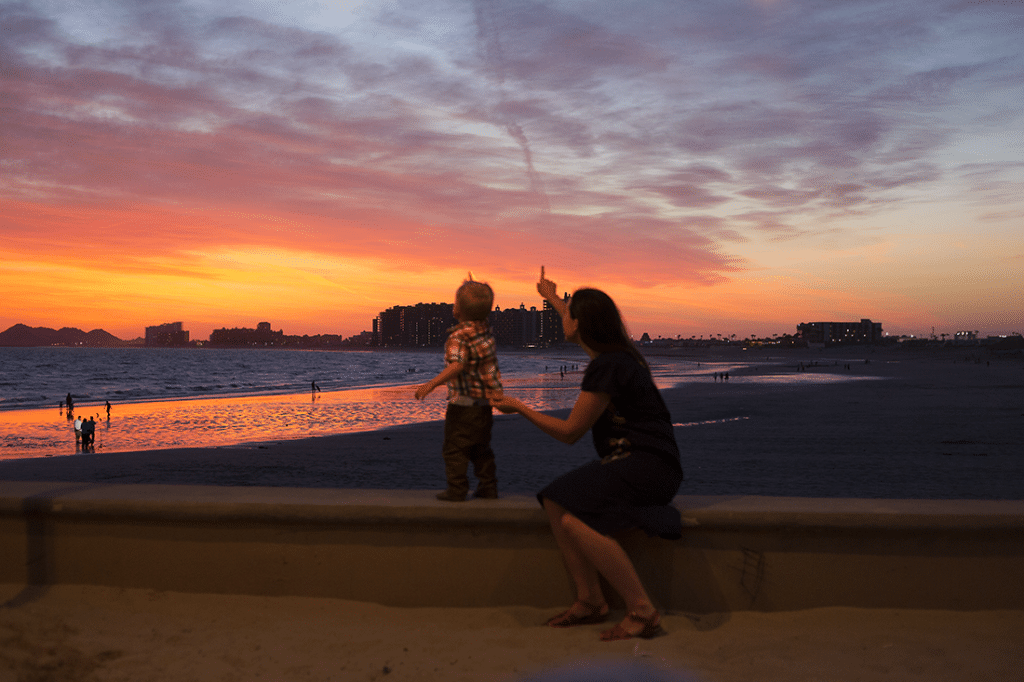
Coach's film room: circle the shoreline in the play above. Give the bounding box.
[0,372,592,461]
[2,343,1004,415]
[1,349,1021,498]
[0,345,591,415]
[0,346,844,461]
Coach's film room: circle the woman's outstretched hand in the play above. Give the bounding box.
[537,265,557,301]
[490,395,526,415]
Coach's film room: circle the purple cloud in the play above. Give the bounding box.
[2,0,1022,301]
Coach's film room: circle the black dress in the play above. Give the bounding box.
[538,351,684,540]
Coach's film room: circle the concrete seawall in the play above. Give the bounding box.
[2,481,1021,612]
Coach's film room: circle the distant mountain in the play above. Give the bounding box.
[0,324,127,347]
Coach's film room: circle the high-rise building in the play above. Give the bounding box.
[796,319,883,345]
[374,303,454,347]
[209,322,284,346]
[145,321,189,347]
[373,293,569,348]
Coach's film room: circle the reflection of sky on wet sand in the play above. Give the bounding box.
[0,377,585,460]
[0,359,879,460]
[651,359,888,387]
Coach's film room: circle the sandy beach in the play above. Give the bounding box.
[2,347,1022,681]
[2,347,1021,498]
[2,584,1022,682]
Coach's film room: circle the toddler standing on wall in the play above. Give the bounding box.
[415,278,503,501]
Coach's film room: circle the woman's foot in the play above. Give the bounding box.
[599,607,665,641]
[546,600,609,628]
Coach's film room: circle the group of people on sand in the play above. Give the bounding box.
[64,398,111,451]
[415,267,683,642]
[74,414,98,449]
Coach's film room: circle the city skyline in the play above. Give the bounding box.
[16,302,1013,347]
[2,0,1022,341]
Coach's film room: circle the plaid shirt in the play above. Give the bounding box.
[445,320,503,400]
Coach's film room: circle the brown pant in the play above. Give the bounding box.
[442,403,497,496]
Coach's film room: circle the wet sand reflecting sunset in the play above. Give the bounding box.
[0,375,584,460]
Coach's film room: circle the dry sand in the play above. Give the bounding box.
[2,584,1022,682]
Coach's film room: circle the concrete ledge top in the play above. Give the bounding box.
[1,480,1022,530]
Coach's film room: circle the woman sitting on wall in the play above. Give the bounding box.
[491,267,684,641]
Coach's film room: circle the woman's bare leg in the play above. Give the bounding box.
[542,498,606,614]
[557,507,659,635]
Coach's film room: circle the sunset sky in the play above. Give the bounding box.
[2,0,1022,341]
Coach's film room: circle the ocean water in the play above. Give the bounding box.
[0,346,585,412]
[1,346,751,459]
[3,346,854,414]
[0,346,850,460]
[0,347,565,455]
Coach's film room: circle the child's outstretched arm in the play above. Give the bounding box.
[414,361,465,400]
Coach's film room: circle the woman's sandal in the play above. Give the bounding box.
[599,610,666,641]
[546,601,609,628]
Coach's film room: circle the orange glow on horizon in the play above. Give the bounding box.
[3,1,1022,341]
[3,192,1022,341]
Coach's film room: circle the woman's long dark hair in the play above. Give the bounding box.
[569,288,649,372]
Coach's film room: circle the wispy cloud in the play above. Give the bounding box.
[2,0,1022,336]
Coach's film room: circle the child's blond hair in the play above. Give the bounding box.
[456,280,494,321]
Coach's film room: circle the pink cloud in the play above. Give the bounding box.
[3,0,1023,338]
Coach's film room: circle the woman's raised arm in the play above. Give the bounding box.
[537,266,568,319]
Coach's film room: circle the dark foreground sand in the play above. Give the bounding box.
[2,584,1022,682]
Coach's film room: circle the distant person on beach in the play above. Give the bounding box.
[491,267,683,642]
[74,415,83,443]
[66,393,74,413]
[105,400,111,418]
[415,276,504,502]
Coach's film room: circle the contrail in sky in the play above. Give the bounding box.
[472,0,551,211]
